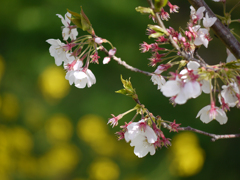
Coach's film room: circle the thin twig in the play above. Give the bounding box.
[100,45,154,76]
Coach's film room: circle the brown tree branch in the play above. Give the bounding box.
[161,121,240,141]
[136,95,240,142]
[100,46,154,76]
[188,0,240,59]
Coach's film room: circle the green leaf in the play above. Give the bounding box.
[67,7,93,34]
[116,75,136,97]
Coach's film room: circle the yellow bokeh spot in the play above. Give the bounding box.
[169,132,205,177]
[0,93,19,120]
[45,114,73,143]
[39,65,69,101]
[9,126,33,154]
[0,55,5,82]
[77,114,118,156]
[77,115,109,143]
[89,158,120,180]
[38,143,80,177]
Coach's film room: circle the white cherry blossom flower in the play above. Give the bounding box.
[190,6,205,22]
[221,83,239,107]
[194,28,210,48]
[196,103,228,124]
[203,13,217,29]
[46,39,68,66]
[151,65,166,90]
[65,60,83,85]
[185,61,212,94]
[161,77,190,104]
[129,133,156,158]
[124,120,157,158]
[74,68,96,88]
[151,74,166,90]
[56,12,78,41]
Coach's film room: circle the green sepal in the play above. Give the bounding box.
[80,6,92,33]
[135,6,155,17]
[67,9,82,28]
[67,7,93,34]
[154,0,168,12]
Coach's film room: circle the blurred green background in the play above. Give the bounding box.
[0,0,240,179]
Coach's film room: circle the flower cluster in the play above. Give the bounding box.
[140,6,240,125]
[47,11,116,89]
[114,118,174,158]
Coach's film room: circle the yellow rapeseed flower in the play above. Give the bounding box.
[45,114,73,143]
[39,65,69,102]
[89,158,120,180]
[169,132,205,177]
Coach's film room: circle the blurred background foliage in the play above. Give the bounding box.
[0,0,240,179]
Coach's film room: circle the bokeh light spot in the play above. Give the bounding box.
[39,65,69,101]
[77,114,118,156]
[9,126,33,154]
[39,143,80,178]
[45,114,73,143]
[89,158,120,180]
[77,114,109,143]
[169,132,205,177]
[0,93,19,120]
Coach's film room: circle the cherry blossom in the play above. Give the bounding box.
[65,59,83,85]
[221,83,239,107]
[194,28,210,48]
[124,120,157,158]
[74,68,96,88]
[190,6,205,23]
[151,65,166,90]
[56,12,78,41]
[151,74,166,90]
[46,39,69,66]
[196,102,228,124]
[203,13,217,29]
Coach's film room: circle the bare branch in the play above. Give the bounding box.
[100,46,154,76]
[161,122,240,141]
[188,0,240,59]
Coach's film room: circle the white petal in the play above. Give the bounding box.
[161,80,181,97]
[175,89,188,104]
[187,61,200,70]
[145,126,157,143]
[216,108,228,124]
[201,80,211,94]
